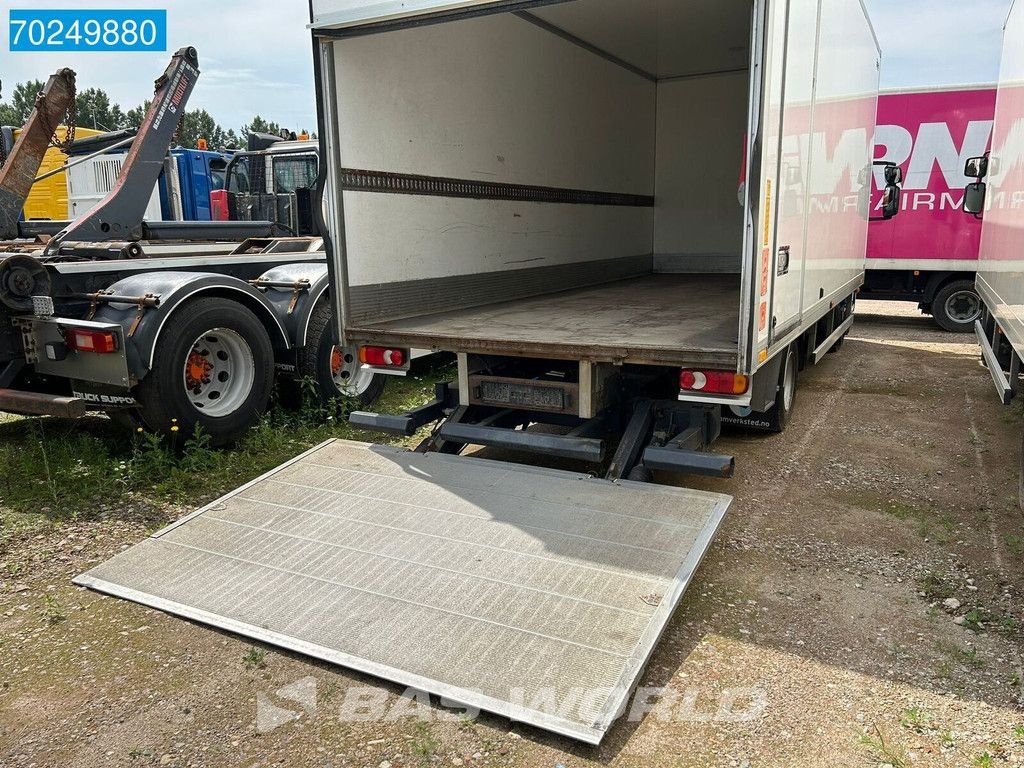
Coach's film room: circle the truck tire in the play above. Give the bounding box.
[932,280,982,333]
[766,343,798,433]
[296,300,385,408]
[135,298,274,446]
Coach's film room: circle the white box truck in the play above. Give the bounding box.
[316,0,898,468]
[76,0,896,746]
[964,0,1024,493]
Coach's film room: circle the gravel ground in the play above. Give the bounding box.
[0,300,1022,768]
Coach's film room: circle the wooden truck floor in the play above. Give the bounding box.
[348,274,741,367]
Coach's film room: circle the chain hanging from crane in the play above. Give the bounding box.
[38,73,77,151]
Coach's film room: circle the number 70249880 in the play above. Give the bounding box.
[8,9,167,52]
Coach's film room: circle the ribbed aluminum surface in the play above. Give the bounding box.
[75,440,730,744]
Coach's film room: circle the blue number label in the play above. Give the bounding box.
[9,9,167,52]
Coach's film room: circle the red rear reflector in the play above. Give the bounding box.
[359,346,407,367]
[65,328,118,354]
[209,189,229,221]
[680,369,749,395]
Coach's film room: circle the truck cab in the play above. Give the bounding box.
[224,138,321,235]
[160,147,232,221]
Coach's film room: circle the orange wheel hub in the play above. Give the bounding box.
[330,346,344,376]
[185,351,214,392]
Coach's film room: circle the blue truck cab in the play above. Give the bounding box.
[159,147,231,221]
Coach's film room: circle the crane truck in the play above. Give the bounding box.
[0,47,385,443]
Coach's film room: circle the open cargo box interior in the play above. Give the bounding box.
[330,0,755,367]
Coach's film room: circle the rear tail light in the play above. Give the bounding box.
[64,328,118,354]
[359,346,407,367]
[680,369,749,395]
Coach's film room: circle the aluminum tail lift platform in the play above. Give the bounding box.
[76,440,730,744]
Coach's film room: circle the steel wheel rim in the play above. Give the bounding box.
[944,290,981,324]
[782,350,797,412]
[330,345,375,397]
[182,328,255,417]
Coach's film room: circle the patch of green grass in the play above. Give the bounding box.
[900,707,931,732]
[242,646,267,670]
[974,752,994,767]
[960,646,983,668]
[963,608,996,633]
[319,681,339,705]
[410,721,439,766]
[939,730,956,749]
[888,503,919,520]
[1005,535,1023,556]
[1013,725,1024,742]
[0,356,455,540]
[918,572,955,601]
[859,724,910,768]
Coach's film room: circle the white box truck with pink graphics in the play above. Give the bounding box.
[864,85,996,331]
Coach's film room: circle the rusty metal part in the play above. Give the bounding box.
[40,75,77,151]
[0,68,76,240]
[250,277,311,313]
[0,389,85,418]
[74,291,161,308]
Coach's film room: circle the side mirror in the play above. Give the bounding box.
[884,165,903,186]
[964,181,987,218]
[870,161,903,221]
[965,156,988,179]
[880,185,901,220]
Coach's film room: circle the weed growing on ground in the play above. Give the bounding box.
[859,724,909,768]
[42,594,66,624]
[242,646,267,670]
[410,721,439,766]
[900,707,931,732]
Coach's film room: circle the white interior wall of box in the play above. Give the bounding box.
[331,9,750,288]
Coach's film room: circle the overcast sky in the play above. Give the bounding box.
[0,0,1013,133]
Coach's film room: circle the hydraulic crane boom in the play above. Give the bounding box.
[44,47,201,251]
[0,68,76,240]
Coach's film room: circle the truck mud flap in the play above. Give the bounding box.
[74,440,730,744]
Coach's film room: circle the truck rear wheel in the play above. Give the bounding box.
[136,298,275,446]
[297,301,385,407]
[932,280,981,333]
[765,344,798,433]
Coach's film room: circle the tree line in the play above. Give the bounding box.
[0,79,311,151]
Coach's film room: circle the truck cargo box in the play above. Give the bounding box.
[973,0,1024,403]
[313,0,882,390]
